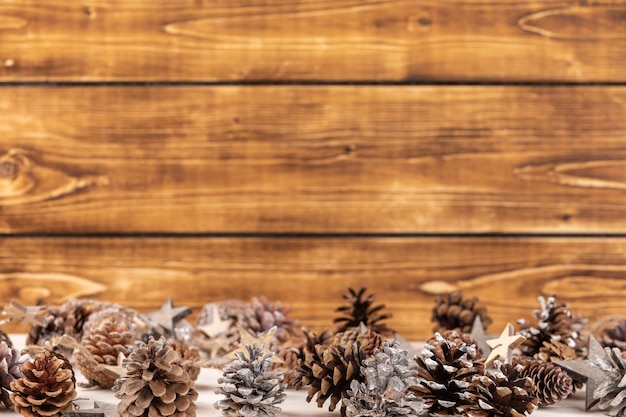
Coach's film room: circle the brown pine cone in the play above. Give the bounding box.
[592,316,626,350]
[242,296,300,344]
[0,329,12,348]
[536,339,578,363]
[333,323,384,357]
[10,350,76,417]
[297,340,366,416]
[74,318,135,388]
[334,287,394,337]
[81,305,146,340]
[427,329,483,360]
[431,290,492,334]
[513,357,573,405]
[116,337,198,417]
[270,334,305,389]
[0,342,24,409]
[168,340,201,382]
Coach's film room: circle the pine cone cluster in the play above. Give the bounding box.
[0,342,24,409]
[513,357,573,405]
[593,346,626,416]
[431,291,492,333]
[334,287,394,337]
[10,350,76,417]
[344,341,422,417]
[215,343,286,417]
[517,295,583,357]
[116,337,198,417]
[411,332,483,415]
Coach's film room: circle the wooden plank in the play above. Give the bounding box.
[2,237,626,340]
[1,86,626,233]
[1,0,626,82]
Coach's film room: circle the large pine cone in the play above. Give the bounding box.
[334,287,394,337]
[298,340,366,416]
[431,291,492,333]
[214,343,286,417]
[460,363,539,417]
[513,357,573,405]
[10,350,76,417]
[517,295,583,357]
[594,346,626,416]
[0,342,24,409]
[74,319,135,388]
[242,296,300,344]
[26,300,104,346]
[412,333,484,416]
[116,337,198,417]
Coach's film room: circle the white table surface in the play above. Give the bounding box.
[5,335,594,416]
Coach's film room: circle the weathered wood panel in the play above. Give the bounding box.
[1,0,626,82]
[1,86,626,233]
[2,237,626,339]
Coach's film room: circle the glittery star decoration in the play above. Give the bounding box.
[1,299,46,327]
[197,303,233,338]
[469,315,496,357]
[556,336,609,411]
[98,352,127,380]
[227,325,283,364]
[484,323,526,367]
[62,401,117,417]
[144,298,192,335]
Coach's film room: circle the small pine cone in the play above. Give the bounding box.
[0,342,24,409]
[427,329,483,360]
[116,337,198,417]
[168,340,201,382]
[10,350,76,417]
[513,357,573,405]
[517,295,584,357]
[242,296,300,344]
[460,363,539,417]
[334,287,394,337]
[298,340,366,416]
[334,323,384,357]
[536,339,578,363]
[431,290,492,334]
[0,329,12,348]
[215,343,286,417]
[593,346,626,416]
[74,319,135,388]
[412,333,483,416]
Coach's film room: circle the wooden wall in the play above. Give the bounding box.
[1,0,626,339]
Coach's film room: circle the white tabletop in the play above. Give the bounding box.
[5,335,591,416]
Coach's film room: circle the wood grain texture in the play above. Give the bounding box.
[1,86,626,233]
[1,0,626,82]
[2,237,626,340]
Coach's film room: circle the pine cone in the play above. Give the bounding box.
[593,346,626,416]
[270,334,305,389]
[10,350,76,417]
[214,343,286,417]
[460,363,538,417]
[74,319,135,388]
[592,316,626,350]
[242,296,300,344]
[298,340,366,416]
[427,329,483,360]
[334,287,394,337]
[26,300,104,346]
[411,332,484,415]
[513,357,573,405]
[116,337,198,417]
[431,291,492,334]
[535,339,578,363]
[168,340,201,382]
[334,323,384,357]
[0,329,12,348]
[0,342,24,409]
[289,329,334,390]
[81,305,146,341]
[345,341,423,417]
[517,295,583,357]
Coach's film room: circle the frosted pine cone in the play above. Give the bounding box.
[0,342,24,409]
[334,287,394,337]
[10,350,76,417]
[116,337,198,417]
[431,291,492,334]
[513,357,573,405]
[215,343,286,417]
[594,347,626,416]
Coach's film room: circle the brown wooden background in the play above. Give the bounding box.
[2,0,626,339]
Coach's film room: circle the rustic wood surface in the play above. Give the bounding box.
[2,86,626,233]
[2,237,625,339]
[1,0,626,82]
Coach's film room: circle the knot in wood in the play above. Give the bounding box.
[0,160,18,180]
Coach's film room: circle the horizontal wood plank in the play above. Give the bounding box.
[1,86,626,233]
[1,1,626,82]
[2,237,626,340]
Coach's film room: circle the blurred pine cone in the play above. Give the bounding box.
[513,357,573,405]
[334,287,394,337]
[10,350,76,417]
[116,337,198,417]
[271,334,305,389]
[592,316,626,350]
[431,291,491,334]
[334,323,384,357]
[242,296,300,344]
[0,342,24,409]
[168,340,201,382]
[536,339,578,363]
[0,329,12,348]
